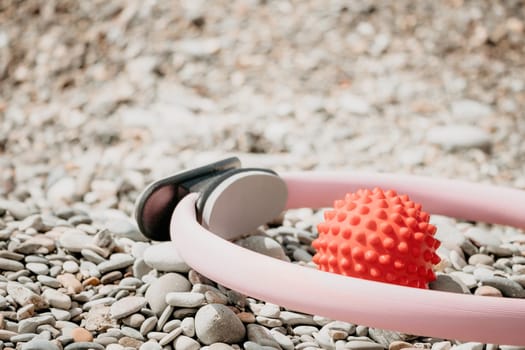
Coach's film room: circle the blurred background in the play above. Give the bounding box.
[0,0,524,213]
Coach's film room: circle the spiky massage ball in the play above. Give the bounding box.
[312,188,441,289]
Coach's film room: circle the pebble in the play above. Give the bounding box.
[464,228,502,247]
[72,327,94,342]
[42,288,72,309]
[451,342,483,350]
[427,125,491,152]
[388,341,414,350]
[174,335,201,350]
[58,229,94,253]
[18,314,55,333]
[429,274,470,294]
[6,282,48,310]
[122,313,146,328]
[244,324,280,348]
[478,276,525,298]
[140,316,158,336]
[110,296,147,319]
[271,330,294,350]
[431,341,452,350]
[235,236,288,261]
[0,257,24,271]
[63,261,80,273]
[140,342,163,350]
[143,242,190,272]
[345,340,385,350]
[22,339,60,350]
[145,273,192,315]
[195,304,246,345]
[451,99,493,120]
[64,342,105,350]
[468,254,494,266]
[57,274,83,294]
[166,292,205,308]
[474,285,503,297]
[449,272,477,289]
[97,253,134,274]
[159,327,182,346]
[181,317,195,337]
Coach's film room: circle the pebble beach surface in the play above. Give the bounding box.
[1,1,525,350]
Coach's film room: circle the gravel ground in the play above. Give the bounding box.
[0,1,525,349]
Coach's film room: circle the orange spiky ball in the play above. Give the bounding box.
[312,188,441,289]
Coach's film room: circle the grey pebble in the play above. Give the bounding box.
[7,282,48,310]
[464,228,501,247]
[146,273,192,315]
[427,125,491,152]
[159,327,182,346]
[449,271,477,289]
[163,319,182,333]
[143,242,190,272]
[42,288,72,309]
[64,342,105,350]
[270,330,294,350]
[11,333,38,342]
[156,305,174,331]
[345,340,385,350]
[122,313,146,328]
[110,296,147,319]
[81,249,106,264]
[22,339,60,350]
[449,250,467,270]
[37,275,61,288]
[140,342,163,350]
[258,303,280,318]
[58,229,94,253]
[174,335,200,350]
[429,274,470,294]
[97,253,134,274]
[468,254,494,266]
[256,315,283,327]
[18,314,55,333]
[246,324,281,348]
[293,325,318,336]
[479,276,525,298]
[121,326,145,341]
[140,316,158,336]
[166,292,205,308]
[235,235,288,261]
[181,317,195,337]
[0,257,24,271]
[0,200,34,220]
[195,304,246,345]
[279,311,316,326]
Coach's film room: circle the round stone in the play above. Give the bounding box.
[71,327,94,342]
[145,273,191,315]
[143,242,190,272]
[474,285,503,297]
[110,296,147,319]
[21,339,60,350]
[235,235,288,261]
[42,288,72,310]
[140,342,163,350]
[165,292,205,308]
[26,262,50,275]
[59,229,94,253]
[195,304,246,345]
[63,261,80,273]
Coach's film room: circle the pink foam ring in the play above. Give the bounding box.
[171,171,525,346]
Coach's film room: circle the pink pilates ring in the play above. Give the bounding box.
[136,158,525,345]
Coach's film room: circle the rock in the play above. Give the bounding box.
[468,254,494,266]
[195,304,246,345]
[22,339,60,350]
[140,342,163,350]
[42,288,72,309]
[110,296,147,319]
[57,273,82,294]
[143,242,190,272]
[449,272,477,289]
[389,341,414,350]
[84,305,117,332]
[7,282,48,310]
[431,341,452,350]
[246,324,281,348]
[174,335,200,350]
[166,292,205,308]
[47,177,76,204]
[105,217,148,242]
[279,311,316,326]
[478,276,525,298]
[345,340,385,350]
[368,329,414,348]
[0,200,35,220]
[59,229,94,253]
[236,235,288,261]
[18,314,55,333]
[122,313,146,328]
[451,342,483,350]
[429,274,470,294]
[64,342,105,350]
[0,257,24,271]
[97,253,134,274]
[339,93,371,115]
[451,100,493,120]
[474,285,503,297]
[145,273,192,315]
[427,125,491,152]
[71,327,93,342]
[464,228,502,247]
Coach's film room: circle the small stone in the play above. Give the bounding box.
[464,228,502,247]
[279,311,316,326]
[42,289,72,309]
[0,200,34,220]
[429,274,470,294]
[72,327,93,342]
[59,229,94,253]
[479,276,525,298]
[293,325,318,336]
[166,292,205,308]
[110,296,147,319]
[143,242,190,272]
[449,272,477,289]
[64,342,105,350]
[345,340,385,350]
[468,254,494,266]
[140,342,163,350]
[451,100,492,120]
[256,316,282,327]
[122,313,146,328]
[0,257,24,271]
[258,303,280,318]
[47,177,76,204]
[339,93,371,115]
[145,273,192,315]
[18,314,55,333]
[181,317,195,337]
[237,312,256,323]
[427,125,491,152]
[22,339,60,350]
[63,261,80,273]
[195,304,246,345]
[451,342,483,350]
[368,329,414,347]
[159,327,182,346]
[246,324,281,348]
[474,285,503,297]
[121,326,145,341]
[57,274,83,294]
[174,335,200,350]
[26,262,50,275]
[270,330,294,350]
[7,282,48,310]
[235,236,288,261]
[97,253,134,274]
[140,316,158,336]
[431,341,452,350]
[389,341,413,350]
